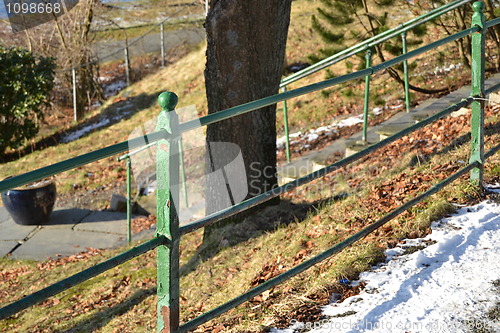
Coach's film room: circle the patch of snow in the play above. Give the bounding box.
[61,101,135,143]
[306,132,320,142]
[276,107,388,151]
[271,201,500,333]
[61,118,111,143]
[335,115,364,128]
[486,183,500,193]
[433,63,463,76]
[103,80,127,98]
[389,104,403,110]
[277,131,302,148]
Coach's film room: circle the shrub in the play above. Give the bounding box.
[0,46,55,154]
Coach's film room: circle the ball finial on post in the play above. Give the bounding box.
[158,92,178,111]
[472,1,484,13]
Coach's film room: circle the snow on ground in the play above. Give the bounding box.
[61,102,135,143]
[103,80,127,98]
[61,118,111,143]
[272,196,500,333]
[276,112,367,149]
[275,105,399,150]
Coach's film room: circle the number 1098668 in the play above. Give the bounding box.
[6,1,62,15]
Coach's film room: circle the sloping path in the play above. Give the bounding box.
[278,73,500,183]
[2,74,500,262]
[0,207,152,260]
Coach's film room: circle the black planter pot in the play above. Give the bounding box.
[1,181,57,225]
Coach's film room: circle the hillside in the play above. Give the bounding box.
[1,0,500,331]
[1,101,499,331]
[0,0,479,211]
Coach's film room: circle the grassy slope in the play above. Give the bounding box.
[1,0,500,331]
[1,109,499,332]
[0,0,472,199]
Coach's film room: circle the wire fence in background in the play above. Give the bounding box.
[58,0,206,121]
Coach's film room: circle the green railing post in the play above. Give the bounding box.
[281,86,291,163]
[126,157,132,244]
[156,91,180,332]
[469,1,485,185]
[179,137,188,208]
[362,48,372,143]
[402,32,411,113]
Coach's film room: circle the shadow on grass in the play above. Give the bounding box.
[57,193,347,332]
[59,287,156,333]
[179,194,348,278]
[1,91,159,164]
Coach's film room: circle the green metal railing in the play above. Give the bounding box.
[117,138,188,244]
[279,0,476,160]
[117,0,486,215]
[0,3,499,332]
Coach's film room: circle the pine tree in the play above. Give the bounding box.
[311,0,449,94]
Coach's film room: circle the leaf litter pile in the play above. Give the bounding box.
[1,104,499,332]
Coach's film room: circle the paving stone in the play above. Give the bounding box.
[74,211,128,235]
[10,228,126,260]
[0,241,19,257]
[278,158,323,182]
[42,208,91,228]
[0,218,39,241]
[0,207,10,224]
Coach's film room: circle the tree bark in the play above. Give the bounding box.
[203,0,292,236]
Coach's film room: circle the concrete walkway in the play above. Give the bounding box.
[0,206,152,261]
[2,74,500,262]
[278,73,500,183]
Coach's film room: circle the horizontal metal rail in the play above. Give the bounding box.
[280,0,474,87]
[485,16,500,28]
[0,131,168,193]
[180,95,476,235]
[0,20,490,193]
[180,25,481,134]
[0,236,169,320]
[179,160,485,332]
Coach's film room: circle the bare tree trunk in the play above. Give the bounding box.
[203,0,292,241]
[484,0,500,70]
[455,7,472,69]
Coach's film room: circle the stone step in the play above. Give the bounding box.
[411,100,456,122]
[278,158,325,184]
[490,92,500,106]
[450,107,470,118]
[345,140,377,157]
[376,119,415,140]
